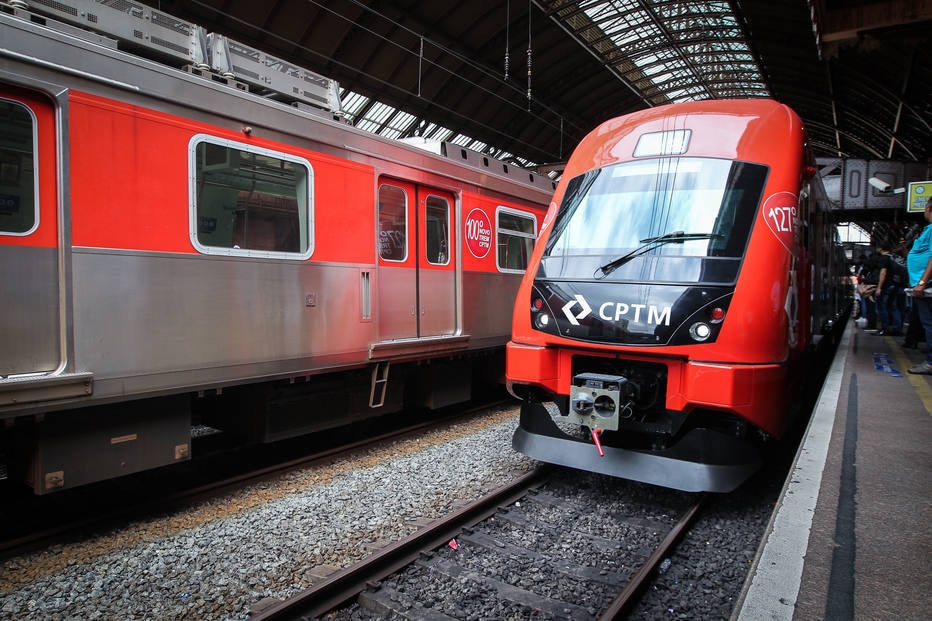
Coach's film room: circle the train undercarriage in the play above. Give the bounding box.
[1,353,502,495]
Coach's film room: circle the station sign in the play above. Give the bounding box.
[907,181,932,213]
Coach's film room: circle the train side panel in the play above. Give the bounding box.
[461,192,543,350]
[67,91,378,390]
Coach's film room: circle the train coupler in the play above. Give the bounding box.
[568,372,637,432]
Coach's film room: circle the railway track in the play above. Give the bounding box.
[250,468,704,620]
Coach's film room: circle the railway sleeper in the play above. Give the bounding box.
[413,555,595,619]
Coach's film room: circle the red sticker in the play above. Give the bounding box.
[465,208,492,258]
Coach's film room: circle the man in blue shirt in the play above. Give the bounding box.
[907,197,932,374]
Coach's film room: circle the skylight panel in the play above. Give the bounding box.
[339,90,370,120]
[381,110,417,139]
[544,0,770,104]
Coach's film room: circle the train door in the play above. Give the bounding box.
[0,88,60,378]
[376,179,456,340]
[418,189,455,336]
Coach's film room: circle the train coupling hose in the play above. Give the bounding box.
[591,427,605,457]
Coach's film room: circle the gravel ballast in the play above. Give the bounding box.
[0,405,780,620]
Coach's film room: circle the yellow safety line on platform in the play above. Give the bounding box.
[887,336,932,416]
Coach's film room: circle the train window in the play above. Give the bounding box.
[542,157,766,284]
[378,184,407,261]
[189,136,313,259]
[0,99,38,236]
[497,207,538,273]
[425,195,449,265]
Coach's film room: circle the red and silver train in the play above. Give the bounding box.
[0,1,551,494]
[506,99,850,493]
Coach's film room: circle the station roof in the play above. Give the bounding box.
[140,0,930,173]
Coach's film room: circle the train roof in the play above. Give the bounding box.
[558,99,807,180]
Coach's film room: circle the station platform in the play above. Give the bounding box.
[734,320,931,620]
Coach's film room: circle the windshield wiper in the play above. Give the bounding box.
[595,231,722,278]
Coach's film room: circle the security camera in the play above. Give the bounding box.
[868,177,892,193]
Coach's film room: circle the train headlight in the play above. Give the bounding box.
[531,295,554,331]
[689,322,712,341]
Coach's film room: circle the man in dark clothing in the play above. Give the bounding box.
[872,241,906,335]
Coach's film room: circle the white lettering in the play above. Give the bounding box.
[768,205,796,233]
[596,301,672,327]
[600,302,613,320]
[648,305,671,326]
[630,304,645,322]
[466,218,492,245]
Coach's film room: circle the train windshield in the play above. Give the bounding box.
[541,157,768,284]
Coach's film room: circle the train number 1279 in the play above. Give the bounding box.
[768,205,796,233]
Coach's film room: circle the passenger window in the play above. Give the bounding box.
[497,207,537,272]
[425,195,449,265]
[378,184,407,261]
[0,99,37,235]
[190,136,312,258]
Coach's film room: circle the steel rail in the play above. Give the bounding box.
[250,466,552,620]
[599,494,706,620]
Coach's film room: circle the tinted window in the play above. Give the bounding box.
[191,137,312,258]
[542,157,766,284]
[0,99,37,235]
[497,208,537,272]
[425,195,449,265]
[378,184,407,261]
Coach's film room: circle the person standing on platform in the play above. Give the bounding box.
[854,254,869,321]
[907,197,932,374]
[857,251,880,330]
[872,240,906,336]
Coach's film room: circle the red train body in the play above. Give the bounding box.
[506,99,849,492]
[0,4,551,493]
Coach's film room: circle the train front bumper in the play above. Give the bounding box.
[513,400,762,493]
[507,342,787,437]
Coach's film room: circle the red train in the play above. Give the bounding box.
[506,99,850,492]
[0,2,550,494]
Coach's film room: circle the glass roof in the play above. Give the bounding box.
[340,88,536,171]
[542,0,770,103]
[338,1,769,176]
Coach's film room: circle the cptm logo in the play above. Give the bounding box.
[562,294,671,327]
[562,295,592,325]
[465,208,492,258]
